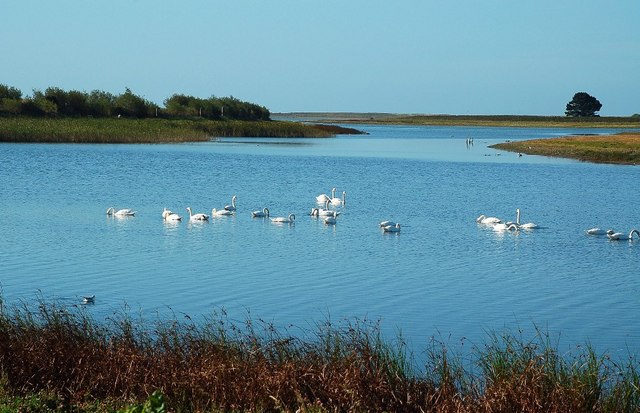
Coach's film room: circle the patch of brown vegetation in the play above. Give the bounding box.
[490,132,640,165]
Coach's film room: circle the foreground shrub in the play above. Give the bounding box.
[0,299,637,412]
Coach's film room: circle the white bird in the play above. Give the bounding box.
[311,200,337,217]
[224,195,237,212]
[586,228,608,235]
[165,212,182,221]
[323,211,338,225]
[316,192,331,203]
[212,208,234,217]
[492,222,519,232]
[252,207,269,218]
[382,223,401,233]
[607,229,640,241]
[186,207,209,222]
[162,208,182,221]
[515,208,538,229]
[476,214,501,225]
[330,189,346,206]
[107,207,136,217]
[271,213,295,223]
[379,220,397,228]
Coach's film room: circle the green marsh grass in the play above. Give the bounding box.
[0,117,346,144]
[0,300,638,412]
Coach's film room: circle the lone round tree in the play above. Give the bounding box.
[565,92,602,117]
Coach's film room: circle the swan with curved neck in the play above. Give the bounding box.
[162,208,182,221]
[224,195,237,212]
[186,207,209,222]
[107,207,136,217]
[608,229,640,241]
[271,213,295,223]
[252,207,269,218]
[311,200,335,217]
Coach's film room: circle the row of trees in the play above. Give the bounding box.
[0,84,270,121]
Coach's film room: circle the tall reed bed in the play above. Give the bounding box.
[0,299,637,412]
[0,118,339,143]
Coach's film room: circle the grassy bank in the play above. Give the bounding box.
[0,117,359,143]
[490,132,640,165]
[276,113,640,128]
[0,301,638,412]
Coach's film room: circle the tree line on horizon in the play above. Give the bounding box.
[0,84,270,121]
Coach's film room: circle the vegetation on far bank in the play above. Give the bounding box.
[490,132,640,165]
[276,113,640,129]
[0,117,366,143]
[0,300,638,412]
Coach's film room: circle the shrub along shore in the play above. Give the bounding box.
[0,117,365,143]
[0,300,638,412]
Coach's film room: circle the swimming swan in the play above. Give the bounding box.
[107,207,136,217]
[492,222,519,232]
[323,211,338,225]
[515,208,538,229]
[607,229,640,241]
[252,207,269,218]
[224,195,237,212]
[476,214,501,225]
[162,208,182,221]
[382,223,401,233]
[271,213,295,223]
[186,207,209,222]
[330,190,346,206]
[586,228,608,235]
[212,208,234,217]
[316,191,331,203]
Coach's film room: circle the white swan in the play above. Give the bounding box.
[311,200,336,217]
[211,208,234,217]
[586,228,608,235]
[271,213,295,223]
[162,208,182,221]
[515,208,538,229]
[186,207,209,222]
[165,212,182,221]
[382,223,401,233]
[252,207,269,218]
[476,214,500,225]
[316,192,331,203]
[492,222,519,232]
[323,211,338,225]
[107,207,136,217]
[607,229,640,241]
[330,190,346,206]
[224,195,237,212]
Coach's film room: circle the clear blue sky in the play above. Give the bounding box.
[2,1,638,115]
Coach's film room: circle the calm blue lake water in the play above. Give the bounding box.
[1,124,639,365]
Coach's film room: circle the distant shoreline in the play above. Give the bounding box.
[273,112,640,128]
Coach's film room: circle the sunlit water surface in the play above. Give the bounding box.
[1,124,639,365]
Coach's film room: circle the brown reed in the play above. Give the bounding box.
[0,299,638,412]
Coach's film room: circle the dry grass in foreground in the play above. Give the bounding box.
[0,300,638,412]
[490,132,640,165]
